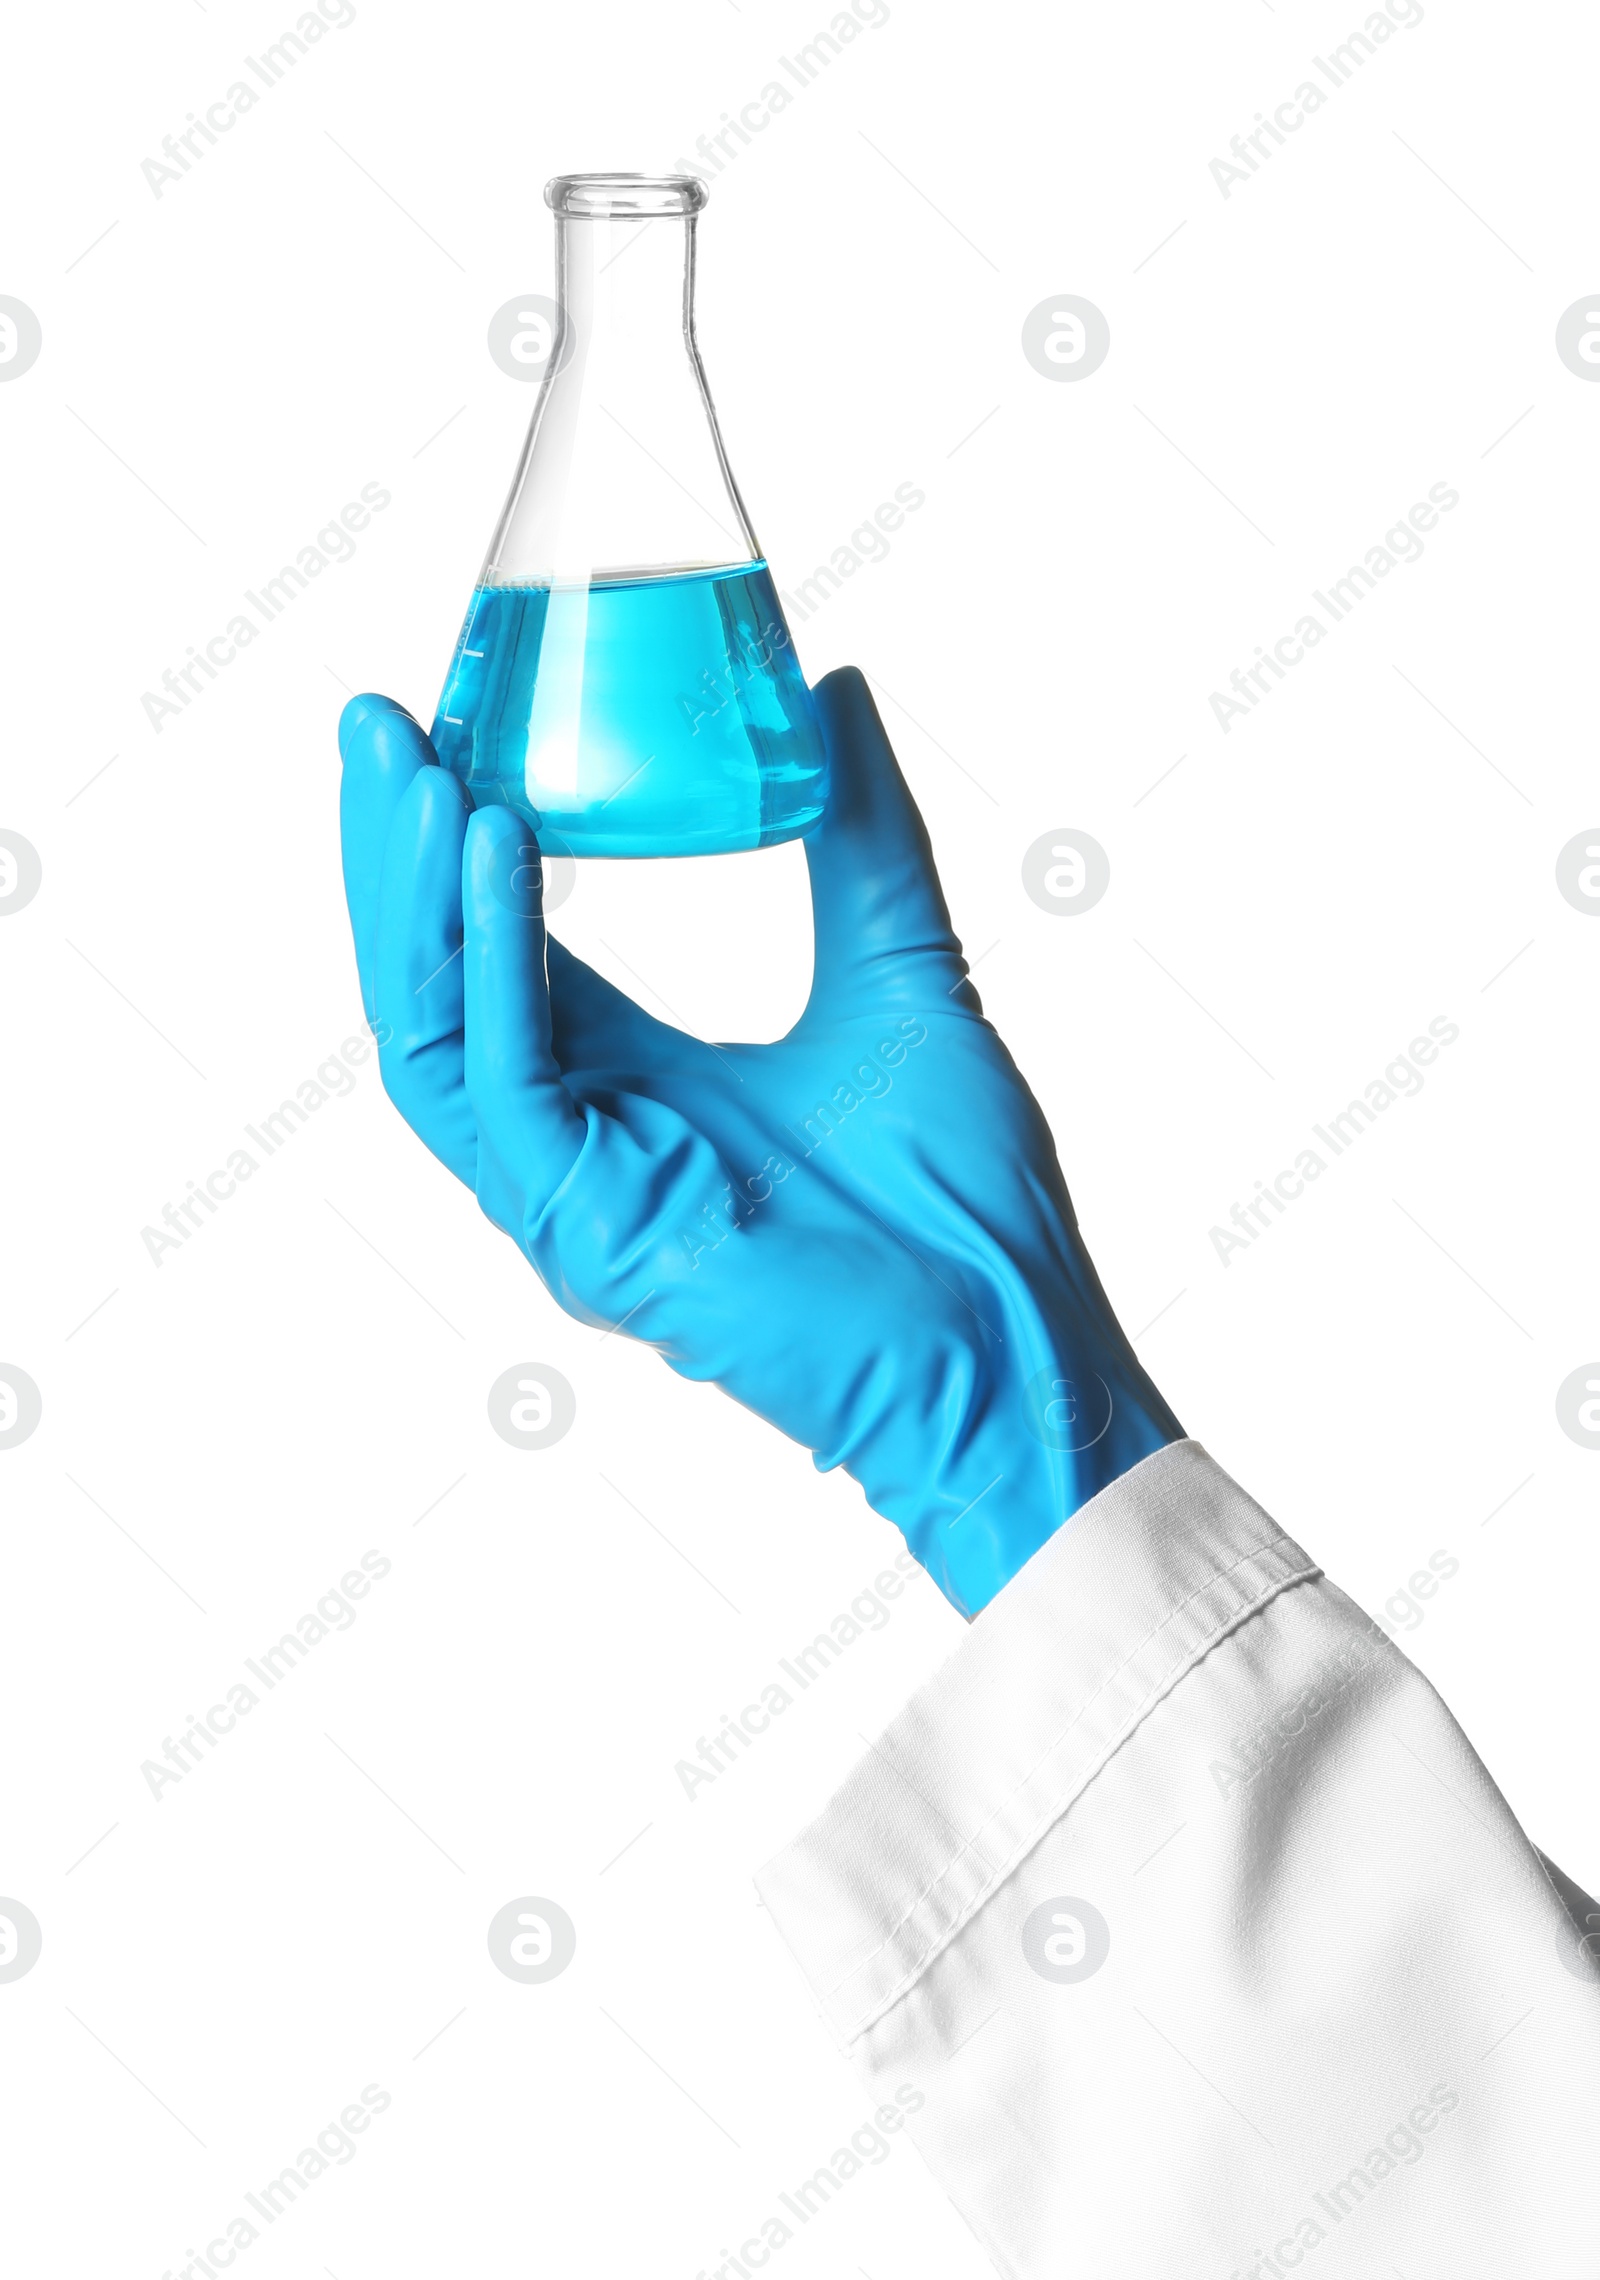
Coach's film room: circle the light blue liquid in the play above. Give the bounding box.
[431,562,828,857]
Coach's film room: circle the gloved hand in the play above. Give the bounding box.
[339,668,1180,1616]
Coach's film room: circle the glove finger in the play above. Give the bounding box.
[447,813,681,1071]
[800,665,972,1018]
[462,808,587,1218]
[339,694,438,1028]
[372,762,478,1186]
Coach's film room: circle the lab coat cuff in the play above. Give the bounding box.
[754,1438,1321,2046]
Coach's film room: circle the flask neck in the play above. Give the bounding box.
[482,185,759,588]
[556,211,696,385]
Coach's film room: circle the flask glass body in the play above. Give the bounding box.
[432,174,826,858]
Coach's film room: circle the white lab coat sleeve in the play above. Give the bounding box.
[754,1440,1600,2278]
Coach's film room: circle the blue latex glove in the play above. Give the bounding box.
[339,670,1180,1616]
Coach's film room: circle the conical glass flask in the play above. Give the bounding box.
[432,173,828,858]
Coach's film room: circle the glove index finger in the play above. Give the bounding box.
[339,694,438,1026]
[462,808,587,1214]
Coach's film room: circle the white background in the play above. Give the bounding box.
[2,0,1597,2273]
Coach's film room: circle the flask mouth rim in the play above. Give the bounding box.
[545,173,709,219]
